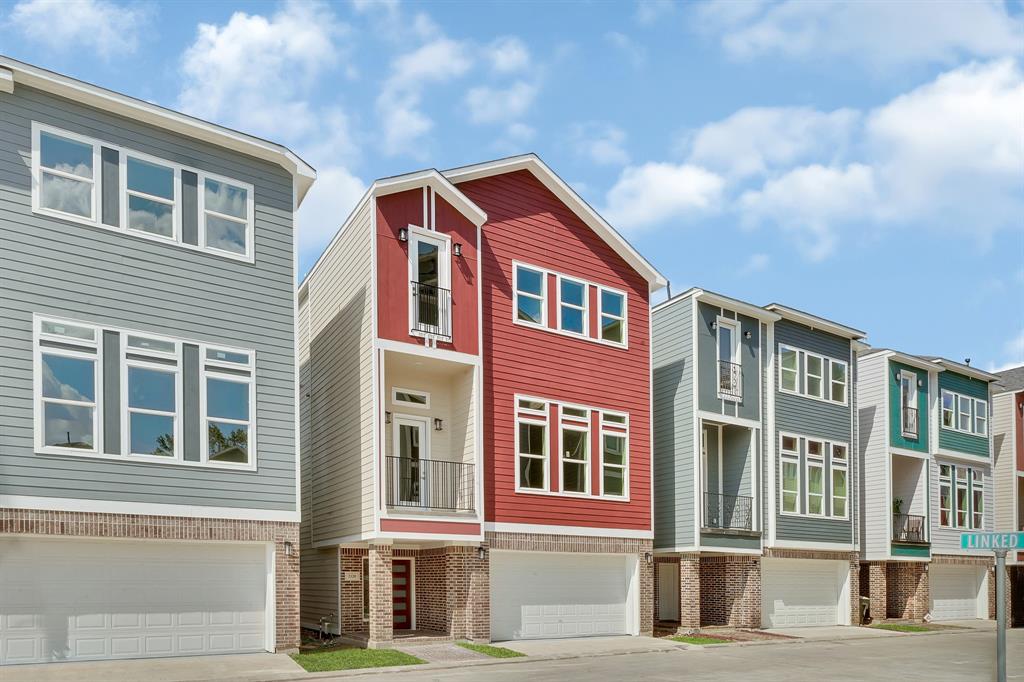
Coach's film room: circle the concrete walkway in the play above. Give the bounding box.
[763,625,901,640]
[493,635,681,657]
[0,652,305,682]
[391,643,489,664]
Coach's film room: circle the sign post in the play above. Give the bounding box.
[960,531,1022,682]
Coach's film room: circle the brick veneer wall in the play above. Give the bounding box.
[764,548,860,624]
[487,531,653,635]
[367,544,393,645]
[415,552,447,632]
[699,555,761,627]
[340,549,367,634]
[886,561,928,620]
[0,508,300,651]
[867,562,887,623]
[653,554,700,630]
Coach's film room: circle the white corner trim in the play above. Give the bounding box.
[484,522,654,540]
[0,495,299,522]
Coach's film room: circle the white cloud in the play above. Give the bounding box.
[635,0,677,25]
[504,122,536,143]
[739,163,876,261]
[738,253,770,276]
[696,0,1024,68]
[569,122,630,166]
[485,37,530,73]
[352,0,439,42]
[9,0,150,58]
[297,165,366,267]
[603,162,724,233]
[605,32,646,67]
[378,38,473,156]
[178,1,344,138]
[685,106,859,179]
[987,329,1024,372]
[464,81,538,124]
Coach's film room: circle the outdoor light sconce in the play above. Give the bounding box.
[398,228,408,242]
[743,330,752,339]
[385,411,392,424]
[284,541,294,556]
[918,379,924,388]
[453,243,463,257]
[477,546,486,561]
[643,552,653,564]
[434,417,444,431]
[711,320,717,330]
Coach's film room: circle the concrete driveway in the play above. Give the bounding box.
[491,635,682,657]
[763,625,900,640]
[0,652,304,682]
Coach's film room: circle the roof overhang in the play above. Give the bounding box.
[926,359,999,383]
[374,169,487,227]
[764,304,866,340]
[655,288,781,322]
[0,56,317,206]
[443,154,668,292]
[888,351,945,373]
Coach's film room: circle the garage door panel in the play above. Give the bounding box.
[930,565,983,621]
[762,559,844,628]
[0,539,268,665]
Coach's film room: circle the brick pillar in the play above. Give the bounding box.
[368,544,393,647]
[679,554,701,630]
[466,544,490,642]
[886,561,928,621]
[640,554,654,636]
[848,555,861,625]
[274,529,300,652]
[868,562,887,622]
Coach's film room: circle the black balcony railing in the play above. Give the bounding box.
[902,406,919,437]
[411,281,452,341]
[385,456,474,512]
[718,361,743,400]
[704,492,753,531]
[893,513,926,543]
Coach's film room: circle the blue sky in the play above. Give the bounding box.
[3,0,1022,370]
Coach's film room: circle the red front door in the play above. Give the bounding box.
[392,559,412,630]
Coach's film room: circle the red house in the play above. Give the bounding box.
[298,154,666,645]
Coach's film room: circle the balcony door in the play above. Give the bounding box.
[408,228,450,338]
[392,415,430,508]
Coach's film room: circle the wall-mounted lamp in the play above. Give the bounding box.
[284,541,294,557]
[433,417,444,431]
[918,379,924,388]
[1018,402,1023,413]
[477,546,487,561]
[743,330,752,340]
[711,321,718,330]
[453,243,463,257]
[385,411,392,424]
[398,228,408,242]
[643,551,653,564]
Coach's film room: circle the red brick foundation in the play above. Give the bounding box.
[653,554,700,630]
[886,561,928,620]
[0,508,300,651]
[867,562,887,623]
[699,555,761,628]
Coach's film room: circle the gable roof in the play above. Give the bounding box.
[763,303,866,340]
[375,168,487,227]
[443,154,668,291]
[994,365,1024,394]
[653,287,781,322]
[0,55,317,205]
[916,355,999,382]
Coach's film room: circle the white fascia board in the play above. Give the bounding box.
[890,352,946,374]
[374,170,487,227]
[0,67,13,93]
[0,56,317,204]
[927,359,999,383]
[443,154,668,291]
[763,304,867,340]
[694,290,781,322]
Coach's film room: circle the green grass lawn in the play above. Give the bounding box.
[670,635,732,645]
[869,623,932,633]
[456,641,526,658]
[291,647,425,672]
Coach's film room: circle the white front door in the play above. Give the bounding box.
[392,415,430,508]
[490,552,634,640]
[656,562,680,622]
[762,558,847,627]
[0,537,268,664]
[930,564,985,620]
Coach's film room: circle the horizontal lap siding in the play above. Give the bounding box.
[461,170,651,531]
[0,85,296,510]
[857,354,890,559]
[991,392,1016,533]
[774,320,853,543]
[937,372,990,458]
[930,457,994,554]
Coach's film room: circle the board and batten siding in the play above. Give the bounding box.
[774,319,853,544]
[652,296,695,549]
[937,371,990,458]
[0,84,296,510]
[857,353,890,560]
[992,392,1017,534]
[300,199,376,544]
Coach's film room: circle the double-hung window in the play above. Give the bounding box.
[202,175,252,258]
[830,362,848,403]
[124,154,178,239]
[560,406,590,494]
[974,400,987,436]
[780,346,798,393]
[124,334,181,459]
[805,355,824,399]
[598,288,626,344]
[805,439,825,516]
[36,127,99,221]
[900,370,919,437]
[941,464,984,529]
[957,394,973,432]
[37,319,100,452]
[600,412,628,497]
[941,389,988,436]
[516,398,548,491]
[514,264,546,326]
[778,344,847,405]
[831,444,848,518]
[203,347,255,466]
[780,435,800,514]
[941,390,955,428]
[956,467,969,527]
[972,473,984,529]
[939,465,953,527]
[558,276,587,335]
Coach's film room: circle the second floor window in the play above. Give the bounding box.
[778,344,848,406]
[779,432,848,519]
[939,464,983,529]
[37,129,97,220]
[558,277,587,335]
[38,320,99,452]
[941,389,987,437]
[900,370,919,437]
[126,155,177,240]
[780,435,799,513]
[125,335,181,459]
[514,264,545,326]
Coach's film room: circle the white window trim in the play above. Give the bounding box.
[510,260,629,349]
[899,369,919,438]
[559,419,591,496]
[599,411,629,498]
[829,358,848,405]
[779,434,800,516]
[514,398,549,493]
[830,442,849,520]
[940,464,985,530]
[200,344,257,471]
[32,314,257,471]
[31,121,256,264]
[391,387,431,410]
[939,465,953,528]
[804,354,825,401]
[556,273,589,338]
[34,320,102,456]
[120,149,181,244]
[777,343,849,406]
[974,398,988,437]
[121,333,183,463]
[940,388,988,437]
[971,471,985,530]
[805,439,826,518]
[716,316,741,402]
[778,430,850,520]
[598,287,628,345]
[406,224,452,340]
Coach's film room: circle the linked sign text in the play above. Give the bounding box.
[960,532,1024,551]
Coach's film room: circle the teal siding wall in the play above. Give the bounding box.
[889,360,929,452]
[937,371,990,458]
[652,297,695,549]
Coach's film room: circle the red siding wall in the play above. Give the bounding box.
[376,188,479,355]
[458,170,651,531]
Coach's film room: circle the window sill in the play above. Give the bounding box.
[514,487,631,503]
[35,447,258,472]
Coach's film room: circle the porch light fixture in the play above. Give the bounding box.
[711,321,717,330]
[399,228,408,242]
[433,417,444,431]
[386,411,392,424]
[918,379,924,388]
[643,552,653,564]
[743,330,752,340]
[453,243,463,257]
[477,546,486,561]
[284,541,294,556]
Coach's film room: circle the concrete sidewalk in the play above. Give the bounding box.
[763,625,901,640]
[0,652,305,682]
[492,635,682,658]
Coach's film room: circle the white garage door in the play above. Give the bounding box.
[490,552,634,640]
[0,537,268,665]
[930,564,984,621]
[762,558,847,628]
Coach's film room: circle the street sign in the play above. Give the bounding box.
[960,531,1024,551]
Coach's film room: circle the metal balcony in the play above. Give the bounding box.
[411,281,452,341]
[704,492,753,531]
[385,456,474,512]
[718,361,743,400]
[892,513,927,543]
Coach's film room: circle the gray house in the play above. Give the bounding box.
[0,56,315,665]
[652,290,865,630]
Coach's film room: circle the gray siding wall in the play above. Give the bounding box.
[774,319,854,544]
[0,85,296,510]
[652,296,695,549]
[696,302,760,421]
